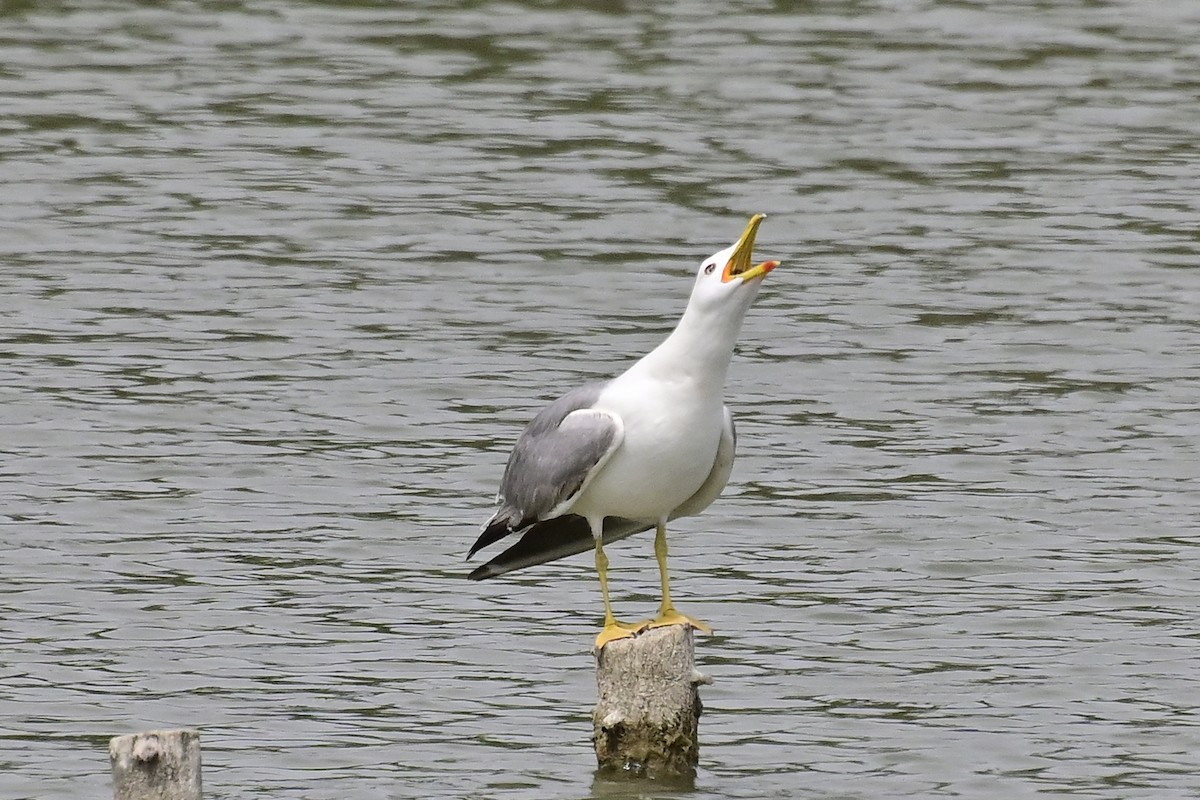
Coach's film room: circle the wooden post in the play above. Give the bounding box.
[593,624,709,779]
[109,728,202,800]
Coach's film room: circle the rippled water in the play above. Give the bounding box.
[2,1,1198,798]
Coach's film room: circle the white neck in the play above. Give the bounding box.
[626,299,748,389]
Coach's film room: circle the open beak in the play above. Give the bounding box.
[722,213,781,283]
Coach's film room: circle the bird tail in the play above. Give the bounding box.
[467,515,652,580]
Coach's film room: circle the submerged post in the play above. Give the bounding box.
[109,728,202,800]
[593,624,709,779]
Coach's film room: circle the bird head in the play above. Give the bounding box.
[688,214,780,312]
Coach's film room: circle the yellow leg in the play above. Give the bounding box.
[649,522,712,634]
[594,537,646,649]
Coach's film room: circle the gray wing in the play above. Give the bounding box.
[467,382,623,559]
[468,406,737,580]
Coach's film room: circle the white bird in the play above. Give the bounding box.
[468,214,780,649]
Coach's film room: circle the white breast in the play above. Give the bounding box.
[567,374,724,522]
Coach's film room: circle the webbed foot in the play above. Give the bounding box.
[595,618,650,650]
[649,606,713,634]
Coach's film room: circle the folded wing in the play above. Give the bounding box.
[469,406,736,579]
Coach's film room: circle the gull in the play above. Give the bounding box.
[467,214,779,649]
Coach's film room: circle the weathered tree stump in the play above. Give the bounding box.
[593,624,709,779]
[109,728,202,800]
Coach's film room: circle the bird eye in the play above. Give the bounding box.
[703,262,716,274]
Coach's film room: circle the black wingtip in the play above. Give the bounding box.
[467,563,493,581]
[466,512,519,561]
